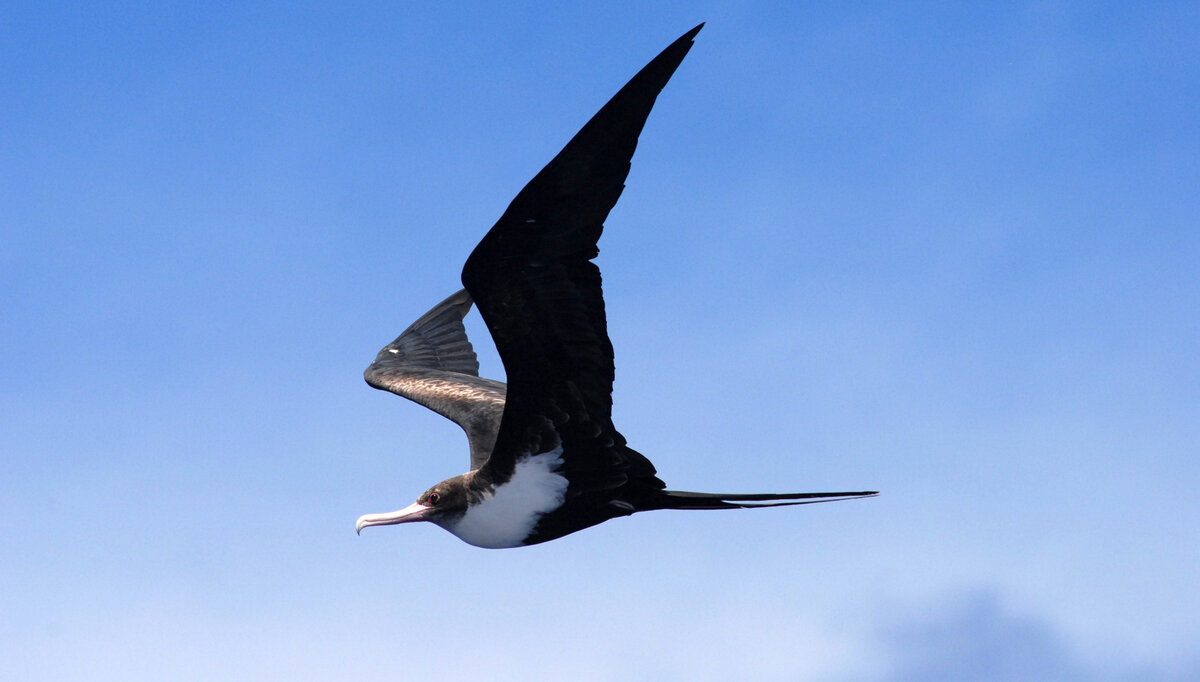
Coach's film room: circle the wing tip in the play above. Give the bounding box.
[400,289,473,336]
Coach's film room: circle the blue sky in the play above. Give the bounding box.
[3,2,1198,680]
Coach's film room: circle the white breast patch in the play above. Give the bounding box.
[446,447,569,549]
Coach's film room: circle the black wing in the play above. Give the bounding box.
[364,289,506,471]
[461,25,702,491]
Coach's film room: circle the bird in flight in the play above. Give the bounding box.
[356,24,876,548]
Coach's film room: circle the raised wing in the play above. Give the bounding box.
[364,289,506,471]
[462,25,702,491]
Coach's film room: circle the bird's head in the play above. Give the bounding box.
[355,474,473,534]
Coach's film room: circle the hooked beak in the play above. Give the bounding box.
[355,502,431,535]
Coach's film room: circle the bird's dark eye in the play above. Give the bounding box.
[428,492,440,505]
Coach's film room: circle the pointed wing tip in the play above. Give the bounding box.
[666,23,704,60]
[365,288,483,382]
[420,288,474,325]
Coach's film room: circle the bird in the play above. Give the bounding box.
[355,24,877,548]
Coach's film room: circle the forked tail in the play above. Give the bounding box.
[656,489,878,510]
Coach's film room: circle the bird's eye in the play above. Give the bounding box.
[428,492,441,505]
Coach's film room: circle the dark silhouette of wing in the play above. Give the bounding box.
[364,289,505,471]
[462,25,703,493]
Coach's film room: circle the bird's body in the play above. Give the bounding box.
[355,24,877,549]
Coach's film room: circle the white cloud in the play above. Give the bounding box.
[853,590,1200,682]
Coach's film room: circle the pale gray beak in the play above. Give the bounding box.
[355,502,430,534]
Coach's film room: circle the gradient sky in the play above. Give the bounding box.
[3,2,1198,680]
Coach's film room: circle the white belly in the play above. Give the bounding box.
[445,447,569,549]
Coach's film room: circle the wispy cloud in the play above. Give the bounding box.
[856,591,1199,682]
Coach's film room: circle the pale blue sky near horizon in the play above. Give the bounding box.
[3,2,1198,680]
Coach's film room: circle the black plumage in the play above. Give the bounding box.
[357,24,876,548]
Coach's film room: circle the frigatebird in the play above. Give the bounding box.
[355,24,877,548]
